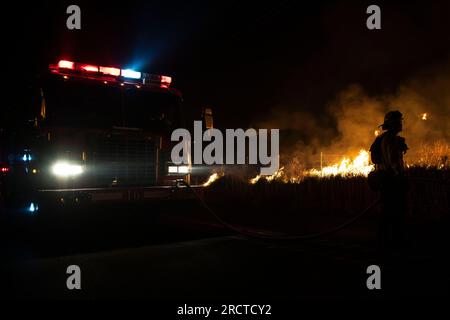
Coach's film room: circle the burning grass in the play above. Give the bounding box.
[246,141,449,184]
[247,149,375,184]
[414,140,449,168]
[202,167,449,234]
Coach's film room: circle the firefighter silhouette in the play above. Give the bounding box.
[369,110,409,253]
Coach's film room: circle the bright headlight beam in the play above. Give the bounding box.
[52,162,84,177]
[168,166,178,173]
[168,165,190,174]
[178,166,190,174]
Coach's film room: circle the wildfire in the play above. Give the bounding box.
[421,113,428,120]
[248,150,374,183]
[374,130,380,137]
[249,167,285,184]
[203,173,222,187]
[307,150,374,178]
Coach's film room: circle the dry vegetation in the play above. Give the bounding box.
[202,167,449,233]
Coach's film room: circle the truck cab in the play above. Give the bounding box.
[0,60,202,215]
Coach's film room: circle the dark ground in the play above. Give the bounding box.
[1,199,448,301]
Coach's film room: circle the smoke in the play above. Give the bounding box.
[390,65,450,160]
[256,60,450,168]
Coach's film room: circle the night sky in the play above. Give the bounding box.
[4,0,450,128]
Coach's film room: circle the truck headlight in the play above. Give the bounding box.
[168,165,190,174]
[168,166,178,173]
[178,166,190,174]
[51,161,84,177]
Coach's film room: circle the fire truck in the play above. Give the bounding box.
[0,60,208,217]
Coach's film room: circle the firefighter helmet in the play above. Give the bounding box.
[381,110,403,130]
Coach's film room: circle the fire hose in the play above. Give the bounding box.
[179,174,449,240]
[177,180,381,241]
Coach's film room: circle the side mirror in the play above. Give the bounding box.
[202,107,214,129]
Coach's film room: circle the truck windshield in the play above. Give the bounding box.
[43,76,182,131]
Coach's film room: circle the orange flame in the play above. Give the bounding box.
[203,173,222,187]
[307,150,374,178]
[248,150,374,183]
[249,167,285,184]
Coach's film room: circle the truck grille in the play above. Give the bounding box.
[90,135,157,187]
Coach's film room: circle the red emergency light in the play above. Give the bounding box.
[1,167,10,173]
[79,64,99,73]
[100,66,121,76]
[161,76,172,88]
[58,60,75,70]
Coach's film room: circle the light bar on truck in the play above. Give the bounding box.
[51,60,172,88]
